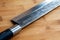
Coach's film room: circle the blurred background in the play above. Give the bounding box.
[0,0,60,40]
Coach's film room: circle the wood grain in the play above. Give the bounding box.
[0,0,60,40]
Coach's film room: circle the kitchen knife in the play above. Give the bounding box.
[0,0,60,40]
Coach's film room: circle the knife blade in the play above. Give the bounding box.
[0,0,60,40]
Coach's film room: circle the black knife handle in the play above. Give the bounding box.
[0,29,13,40]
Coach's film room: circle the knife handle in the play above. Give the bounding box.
[0,25,22,40]
[0,29,13,40]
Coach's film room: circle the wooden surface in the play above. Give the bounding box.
[0,0,60,40]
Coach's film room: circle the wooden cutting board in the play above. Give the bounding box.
[0,0,60,40]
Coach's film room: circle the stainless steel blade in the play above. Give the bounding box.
[10,0,60,35]
[12,0,60,28]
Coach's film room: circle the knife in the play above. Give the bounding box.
[0,0,60,40]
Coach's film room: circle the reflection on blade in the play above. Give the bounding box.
[12,0,60,28]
